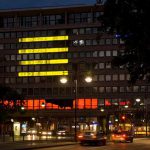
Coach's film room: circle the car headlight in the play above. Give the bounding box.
[32,130,36,133]
[42,131,47,135]
[47,132,52,135]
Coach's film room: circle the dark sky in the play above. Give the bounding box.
[0,0,100,10]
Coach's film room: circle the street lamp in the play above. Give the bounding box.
[135,98,141,103]
[60,75,92,142]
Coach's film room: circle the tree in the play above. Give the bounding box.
[0,85,24,140]
[102,0,150,83]
[0,85,24,121]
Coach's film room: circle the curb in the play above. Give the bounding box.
[14,142,77,150]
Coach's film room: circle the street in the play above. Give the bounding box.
[35,138,150,150]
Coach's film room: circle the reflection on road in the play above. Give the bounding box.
[35,138,150,150]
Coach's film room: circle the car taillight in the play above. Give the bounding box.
[92,135,97,139]
[122,134,126,137]
[78,135,83,138]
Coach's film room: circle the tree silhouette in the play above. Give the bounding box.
[0,85,24,140]
[102,0,150,83]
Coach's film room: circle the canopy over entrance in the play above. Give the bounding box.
[46,98,74,107]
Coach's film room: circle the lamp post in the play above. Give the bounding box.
[135,98,148,136]
[60,75,92,142]
[74,78,77,142]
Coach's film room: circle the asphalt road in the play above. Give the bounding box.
[35,138,150,150]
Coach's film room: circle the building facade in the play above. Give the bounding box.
[0,1,149,135]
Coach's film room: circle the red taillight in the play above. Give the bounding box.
[122,134,126,137]
[92,135,97,139]
[78,135,83,138]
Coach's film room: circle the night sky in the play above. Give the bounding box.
[0,0,101,10]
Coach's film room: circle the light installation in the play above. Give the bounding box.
[18,35,69,77]
[19,36,68,42]
[19,59,68,65]
[18,47,68,54]
[18,71,68,77]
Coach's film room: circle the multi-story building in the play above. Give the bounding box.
[0,0,149,135]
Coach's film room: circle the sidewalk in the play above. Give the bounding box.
[0,140,77,150]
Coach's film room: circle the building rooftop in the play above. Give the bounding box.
[0,0,105,11]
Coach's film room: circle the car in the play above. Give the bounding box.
[56,130,68,136]
[77,130,107,145]
[111,131,134,143]
[26,128,37,135]
[38,130,53,136]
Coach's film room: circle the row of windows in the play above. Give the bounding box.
[4,50,118,62]
[0,39,123,50]
[97,74,130,82]
[72,38,124,46]
[10,98,132,110]
[98,86,150,93]
[0,27,113,38]
[2,62,117,74]
[0,11,102,28]
[4,85,150,97]
[0,29,66,38]
[68,12,103,24]
[4,65,68,73]
[2,72,142,84]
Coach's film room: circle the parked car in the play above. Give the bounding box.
[111,131,134,143]
[77,130,107,145]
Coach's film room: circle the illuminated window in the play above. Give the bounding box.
[99,87,105,93]
[99,63,104,69]
[106,63,111,69]
[112,87,118,92]
[85,99,91,109]
[91,99,98,109]
[106,39,111,45]
[112,50,118,56]
[93,51,98,57]
[106,75,111,81]
[106,51,111,56]
[120,87,125,92]
[119,74,125,80]
[99,51,104,57]
[106,87,111,93]
[112,74,118,81]
[112,39,118,44]
[105,99,111,106]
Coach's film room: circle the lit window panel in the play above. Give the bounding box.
[18,47,68,54]
[19,59,68,65]
[18,71,68,77]
[19,36,68,42]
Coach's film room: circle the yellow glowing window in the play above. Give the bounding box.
[19,59,68,65]
[19,36,68,42]
[18,71,68,77]
[18,47,68,54]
